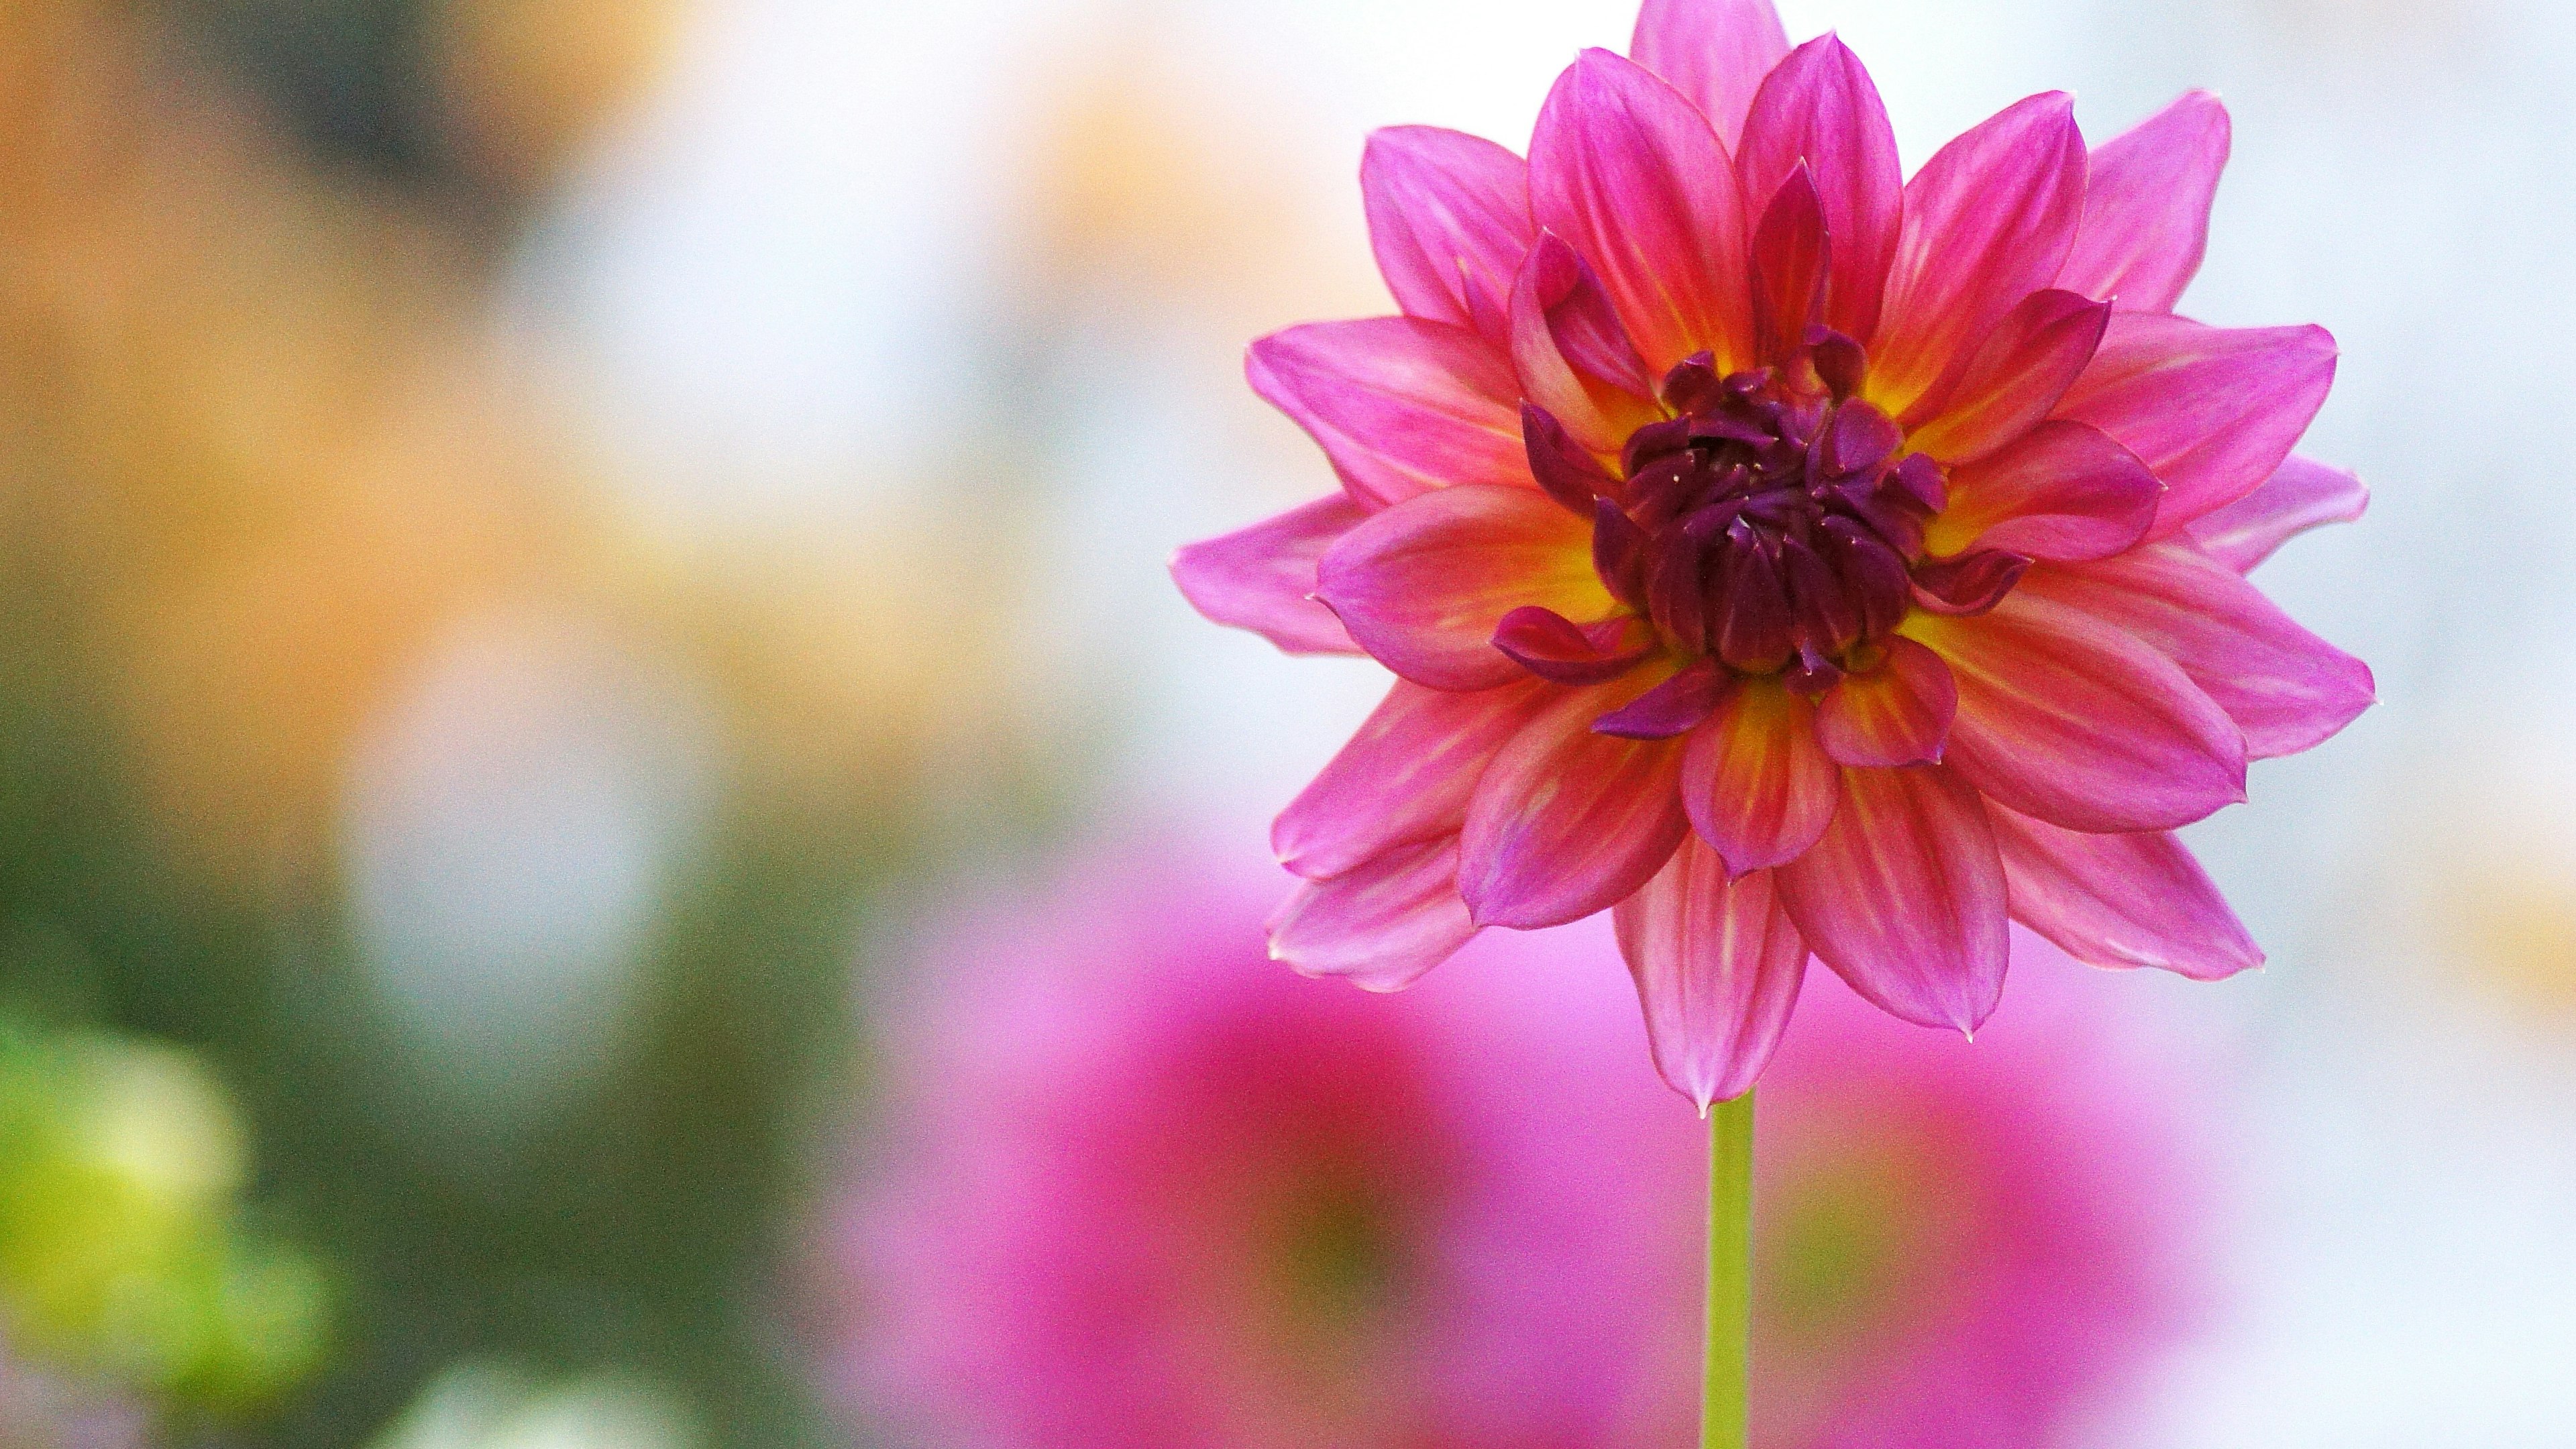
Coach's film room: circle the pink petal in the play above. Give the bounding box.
[1362,126,1536,349]
[1774,764,2008,1033]
[1247,316,1532,510]
[1748,162,1829,367]
[1904,590,2247,833]
[2056,91,2231,314]
[2188,454,2369,574]
[1815,635,1957,767]
[1267,837,1479,992]
[1990,804,2262,980]
[1902,288,2110,464]
[1315,483,1617,691]
[1529,50,1756,376]
[1613,839,1807,1109]
[1680,676,1838,875]
[1169,494,1366,655]
[1509,233,1662,454]
[2019,542,2374,759]
[1273,677,1553,881]
[1925,419,2161,563]
[1736,33,1904,345]
[1870,93,2089,413]
[1493,606,1655,684]
[1459,675,1691,929]
[1627,0,1790,153]
[1594,657,1729,739]
[2053,312,2338,539]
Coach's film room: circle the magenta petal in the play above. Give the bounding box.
[1613,840,1807,1109]
[1459,678,1690,929]
[1247,317,1532,510]
[1815,636,1956,767]
[1737,33,1904,344]
[1595,658,1730,739]
[1362,126,1536,349]
[1171,495,1366,656]
[1871,92,2089,411]
[1907,590,2247,834]
[1316,483,1615,691]
[2188,454,2369,573]
[1904,288,2110,464]
[1680,678,1839,875]
[2057,91,2231,315]
[1929,419,2162,563]
[2054,313,2338,539]
[1774,765,2008,1033]
[1627,0,1790,153]
[1529,50,1755,376]
[2019,543,2374,760]
[1990,804,2262,980]
[1493,606,1653,685]
[1274,678,1552,881]
[1748,164,1829,368]
[1267,837,1479,992]
[1509,233,1660,453]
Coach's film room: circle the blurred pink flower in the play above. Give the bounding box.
[0,1344,148,1449]
[1173,0,2370,1107]
[824,848,2210,1449]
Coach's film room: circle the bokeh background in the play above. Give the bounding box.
[0,0,2571,1444]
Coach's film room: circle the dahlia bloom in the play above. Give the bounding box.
[824,848,2210,1448]
[1174,0,2371,1106]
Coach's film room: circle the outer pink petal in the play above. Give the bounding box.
[1362,126,1536,349]
[1925,419,2161,563]
[2056,91,2231,314]
[1990,804,2262,980]
[1315,483,1616,691]
[1460,674,1691,929]
[1529,50,1756,375]
[1815,635,1956,768]
[1273,677,1552,880]
[1736,34,1904,344]
[2019,542,2374,759]
[2053,313,2338,539]
[1904,590,2247,833]
[1870,93,2089,413]
[1170,495,1366,655]
[1680,676,1839,875]
[1247,317,1532,510]
[1902,288,2109,464]
[1627,0,1790,153]
[2188,454,2369,574]
[1774,764,2008,1033]
[1268,837,1479,991]
[1613,839,1807,1110]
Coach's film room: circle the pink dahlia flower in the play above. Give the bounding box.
[824,849,2210,1448]
[1174,0,2373,1107]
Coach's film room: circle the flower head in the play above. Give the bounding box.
[1175,0,2372,1106]
[824,847,2214,1448]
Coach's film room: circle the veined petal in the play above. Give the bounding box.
[1990,804,2262,980]
[1902,289,2110,464]
[2188,454,2368,573]
[1815,635,1956,767]
[1748,164,1830,368]
[1460,673,1691,929]
[1248,317,1532,510]
[1870,93,2089,413]
[1316,483,1616,691]
[1170,494,1366,655]
[1613,839,1807,1110]
[1736,34,1904,344]
[1627,0,1790,154]
[2057,91,2231,314]
[1680,675,1838,875]
[1775,764,2008,1033]
[1904,590,2247,833]
[2019,542,2374,759]
[1509,233,1662,454]
[1362,126,1536,348]
[1274,677,1553,881]
[1925,418,2161,562]
[1529,49,1756,376]
[1268,837,1479,992]
[2053,313,2338,538]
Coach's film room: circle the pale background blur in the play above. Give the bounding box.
[0,0,2570,1444]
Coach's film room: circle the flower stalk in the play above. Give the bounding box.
[1703,1089,1754,1449]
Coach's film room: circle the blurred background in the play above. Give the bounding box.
[0,0,2570,1444]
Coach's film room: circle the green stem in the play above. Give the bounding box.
[1702,1089,1754,1449]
